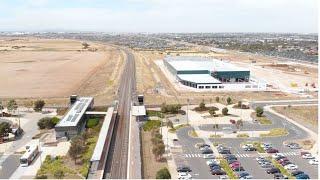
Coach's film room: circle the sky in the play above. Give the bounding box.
[0,0,318,33]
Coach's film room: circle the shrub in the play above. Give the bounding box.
[53,170,64,179]
[222,107,228,115]
[227,97,232,105]
[34,100,45,112]
[143,120,161,131]
[156,167,171,179]
[51,117,60,126]
[215,96,220,103]
[86,118,99,128]
[37,117,55,129]
[255,107,264,117]
[161,103,181,114]
[238,101,242,108]
[35,174,48,179]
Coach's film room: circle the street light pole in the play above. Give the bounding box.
[187,98,189,125]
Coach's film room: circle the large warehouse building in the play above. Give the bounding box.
[163,56,266,90]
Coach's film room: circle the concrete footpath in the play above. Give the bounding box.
[127,112,142,179]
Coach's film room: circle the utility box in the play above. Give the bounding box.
[70,95,78,105]
[137,95,144,105]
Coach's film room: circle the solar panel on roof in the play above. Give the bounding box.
[66,115,73,122]
[71,113,80,122]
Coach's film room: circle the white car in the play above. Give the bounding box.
[261,143,272,148]
[219,175,229,179]
[241,144,253,149]
[206,159,220,165]
[178,172,192,179]
[272,153,285,159]
[308,159,318,165]
[284,164,298,170]
[302,153,315,159]
[203,154,215,159]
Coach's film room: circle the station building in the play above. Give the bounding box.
[55,97,94,139]
[163,56,266,90]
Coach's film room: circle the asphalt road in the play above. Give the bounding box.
[104,48,136,179]
[175,100,318,179]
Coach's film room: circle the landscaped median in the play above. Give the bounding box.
[236,133,249,138]
[260,128,289,137]
[266,157,294,179]
[219,158,237,179]
[188,130,198,137]
[168,124,189,133]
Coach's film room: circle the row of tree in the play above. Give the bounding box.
[151,128,165,161]
[160,103,181,114]
[0,99,46,114]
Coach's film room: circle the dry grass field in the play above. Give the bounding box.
[273,105,318,132]
[0,38,124,106]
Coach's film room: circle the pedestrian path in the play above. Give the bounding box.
[183,153,254,158]
[281,152,299,156]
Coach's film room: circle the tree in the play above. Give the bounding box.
[68,136,85,164]
[51,117,60,126]
[152,143,165,160]
[37,117,56,129]
[25,101,34,112]
[215,96,220,103]
[0,122,11,137]
[208,109,216,117]
[255,107,264,117]
[34,100,45,112]
[156,167,171,179]
[167,120,174,129]
[199,100,206,110]
[236,119,244,131]
[7,99,18,113]
[222,107,228,116]
[82,42,90,49]
[227,97,232,105]
[238,101,242,108]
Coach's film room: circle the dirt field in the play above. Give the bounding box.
[134,50,313,106]
[273,105,318,132]
[141,130,168,179]
[0,38,124,106]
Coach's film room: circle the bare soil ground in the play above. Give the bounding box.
[272,106,318,132]
[141,130,168,179]
[134,50,312,106]
[0,38,124,106]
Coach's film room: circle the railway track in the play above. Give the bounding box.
[104,48,136,179]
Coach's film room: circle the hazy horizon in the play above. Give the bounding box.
[0,0,318,33]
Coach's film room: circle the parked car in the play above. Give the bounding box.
[295,173,310,179]
[202,149,214,154]
[200,146,212,151]
[219,175,229,179]
[308,159,318,165]
[260,163,274,169]
[284,164,298,170]
[266,167,280,174]
[203,154,215,159]
[211,169,226,175]
[261,143,272,148]
[256,157,266,161]
[266,148,279,153]
[196,143,210,149]
[274,173,288,179]
[219,150,231,154]
[227,159,239,164]
[177,166,192,172]
[210,165,222,171]
[300,151,310,156]
[272,153,285,159]
[287,143,301,149]
[206,159,220,166]
[291,170,304,177]
[244,147,256,151]
[223,154,237,159]
[232,166,245,171]
[258,159,271,165]
[237,171,250,178]
[280,161,292,166]
[277,157,289,163]
[178,172,192,179]
[230,162,241,168]
[302,154,315,159]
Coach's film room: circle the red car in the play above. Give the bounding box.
[277,158,289,163]
[230,162,241,168]
[266,148,279,153]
